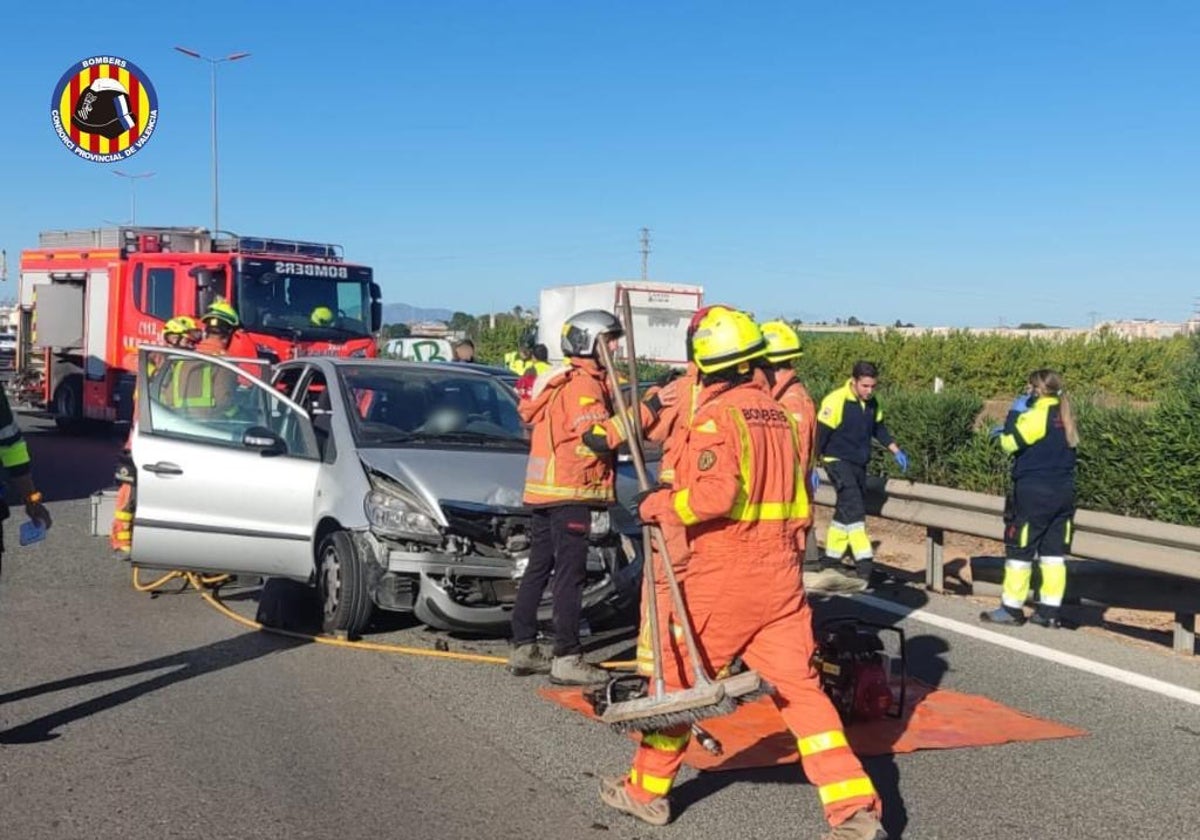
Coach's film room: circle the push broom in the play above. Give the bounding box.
[594,296,762,733]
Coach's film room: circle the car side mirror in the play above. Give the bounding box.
[242,426,287,456]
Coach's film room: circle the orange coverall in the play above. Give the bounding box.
[770,367,817,530]
[628,377,882,829]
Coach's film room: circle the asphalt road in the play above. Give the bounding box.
[2,411,1198,839]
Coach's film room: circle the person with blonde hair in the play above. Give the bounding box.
[982,368,1079,628]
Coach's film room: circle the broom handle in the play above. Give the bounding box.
[600,296,664,698]
[598,333,712,691]
[619,294,664,698]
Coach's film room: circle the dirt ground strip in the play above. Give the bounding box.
[810,508,1181,653]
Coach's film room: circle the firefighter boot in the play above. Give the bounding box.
[824,810,888,840]
[599,776,671,826]
[507,643,551,676]
[1029,606,1062,629]
[979,605,1026,626]
[549,654,609,686]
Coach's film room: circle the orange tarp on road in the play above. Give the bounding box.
[540,680,1086,772]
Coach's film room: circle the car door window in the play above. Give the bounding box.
[140,348,318,460]
[271,365,307,400]
[295,368,338,461]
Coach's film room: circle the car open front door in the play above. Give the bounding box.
[129,347,321,580]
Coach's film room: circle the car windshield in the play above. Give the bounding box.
[337,365,528,448]
[236,257,373,341]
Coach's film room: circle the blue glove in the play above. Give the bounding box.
[1010,394,1030,413]
[893,449,910,473]
[809,471,820,495]
[989,425,1004,439]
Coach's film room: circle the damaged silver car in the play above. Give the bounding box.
[129,349,642,636]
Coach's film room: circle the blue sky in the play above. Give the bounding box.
[3,1,1198,327]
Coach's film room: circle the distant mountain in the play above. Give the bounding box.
[382,303,454,325]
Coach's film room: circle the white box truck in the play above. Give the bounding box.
[537,281,704,365]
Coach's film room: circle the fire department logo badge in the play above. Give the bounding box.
[51,56,159,162]
[697,450,717,471]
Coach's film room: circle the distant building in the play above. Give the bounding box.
[1095,318,1196,339]
[407,320,453,338]
[795,318,1197,341]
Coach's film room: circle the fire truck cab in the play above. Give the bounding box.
[17,226,382,431]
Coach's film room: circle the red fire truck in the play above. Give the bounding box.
[16,226,382,430]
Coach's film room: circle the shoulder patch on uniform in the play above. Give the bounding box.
[697,450,717,471]
[695,419,718,434]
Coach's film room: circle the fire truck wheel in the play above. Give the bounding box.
[316,530,373,637]
[53,374,84,433]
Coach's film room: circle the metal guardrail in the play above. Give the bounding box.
[811,473,1200,655]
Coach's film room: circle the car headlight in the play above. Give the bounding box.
[589,509,611,539]
[364,478,442,543]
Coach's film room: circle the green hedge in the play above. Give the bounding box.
[795,329,1192,401]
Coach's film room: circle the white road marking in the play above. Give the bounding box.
[853,593,1200,709]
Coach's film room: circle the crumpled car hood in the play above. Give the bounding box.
[358,447,528,516]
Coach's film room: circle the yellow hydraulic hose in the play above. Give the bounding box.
[132,567,635,669]
[131,566,229,592]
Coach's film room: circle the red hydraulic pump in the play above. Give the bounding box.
[811,618,907,723]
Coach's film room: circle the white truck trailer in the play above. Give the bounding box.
[537,281,704,365]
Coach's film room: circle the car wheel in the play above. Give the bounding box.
[53,373,84,433]
[316,530,373,636]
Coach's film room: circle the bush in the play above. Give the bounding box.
[794,329,1191,401]
[863,390,982,484]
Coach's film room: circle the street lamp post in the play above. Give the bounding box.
[173,47,251,235]
[112,170,155,225]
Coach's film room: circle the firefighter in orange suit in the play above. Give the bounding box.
[760,320,817,482]
[600,306,886,840]
[509,309,638,686]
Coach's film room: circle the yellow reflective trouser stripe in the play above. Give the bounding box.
[817,776,877,806]
[797,730,849,757]
[1064,520,1073,544]
[673,488,700,525]
[1039,557,1067,606]
[642,731,690,752]
[847,523,873,560]
[114,510,133,522]
[629,769,673,796]
[1001,559,1033,609]
[1019,522,1030,548]
[826,522,849,557]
